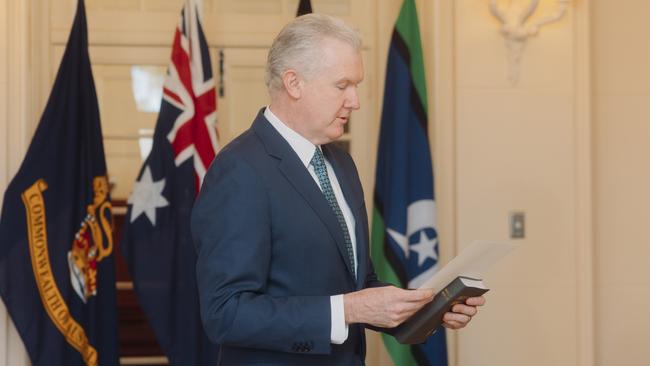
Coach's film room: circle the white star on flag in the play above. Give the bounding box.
[128,165,169,225]
[387,228,409,258]
[384,200,440,288]
[410,230,438,266]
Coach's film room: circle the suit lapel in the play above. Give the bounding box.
[251,111,356,280]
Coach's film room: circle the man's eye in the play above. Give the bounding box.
[336,84,347,90]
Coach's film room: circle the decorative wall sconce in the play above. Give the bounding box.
[489,0,569,84]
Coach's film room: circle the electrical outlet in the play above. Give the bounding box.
[510,212,525,239]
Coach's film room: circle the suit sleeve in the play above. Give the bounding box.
[191,151,332,354]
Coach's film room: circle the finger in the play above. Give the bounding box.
[443,311,471,325]
[465,296,486,306]
[442,320,464,329]
[395,300,431,317]
[403,288,435,302]
[451,304,478,317]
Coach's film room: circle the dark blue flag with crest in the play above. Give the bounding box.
[371,0,448,365]
[0,1,119,365]
[120,0,220,364]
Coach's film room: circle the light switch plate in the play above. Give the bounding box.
[510,211,525,239]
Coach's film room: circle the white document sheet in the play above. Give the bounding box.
[418,240,518,292]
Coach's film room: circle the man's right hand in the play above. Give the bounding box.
[343,286,435,328]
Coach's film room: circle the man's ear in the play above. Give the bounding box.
[281,69,302,99]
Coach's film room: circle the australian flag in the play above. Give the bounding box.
[0,1,118,365]
[370,0,448,365]
[120,0,220,365]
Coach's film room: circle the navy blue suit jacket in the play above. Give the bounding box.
[192,109,383,365]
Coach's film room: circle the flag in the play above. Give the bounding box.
[297,0,313,16]
[0,1,118,365]
[120,0,220,364]
[370,0,448,365]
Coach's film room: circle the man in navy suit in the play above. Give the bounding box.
[191,14,484,365]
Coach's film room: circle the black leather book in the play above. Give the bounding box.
[393,276,489,344]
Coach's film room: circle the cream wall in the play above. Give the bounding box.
[429,1,592,365]
[592,1,650,365]
[371,1,596,365]
[1,1,650,366]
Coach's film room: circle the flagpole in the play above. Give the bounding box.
[429,0,459,364]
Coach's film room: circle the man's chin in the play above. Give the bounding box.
[327,130,345,143]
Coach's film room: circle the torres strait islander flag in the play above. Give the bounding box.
[371,0,449,365]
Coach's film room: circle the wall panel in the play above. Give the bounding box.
[592,0,650,364]
[450,1,588,366]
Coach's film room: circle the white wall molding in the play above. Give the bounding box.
[572,0,595,365]
[1,1,30,365]
[0,0,9,362]
[428,0,458,364]
[1,0,49,364]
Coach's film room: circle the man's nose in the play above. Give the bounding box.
[345,87,360,110]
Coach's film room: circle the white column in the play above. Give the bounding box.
[573,1,595,365]
[0,0,36,364]
[1,0,9,359]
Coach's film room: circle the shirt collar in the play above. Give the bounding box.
[264,106,319,168]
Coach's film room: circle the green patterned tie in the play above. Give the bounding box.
[310,147,356,279]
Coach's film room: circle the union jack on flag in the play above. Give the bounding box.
[121,0,221,364]
[164,0,218,191]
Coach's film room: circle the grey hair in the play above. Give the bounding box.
[265,13,362,92]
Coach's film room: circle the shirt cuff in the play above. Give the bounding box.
[330,294,349,344]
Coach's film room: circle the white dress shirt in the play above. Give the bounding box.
[264,107,355,344]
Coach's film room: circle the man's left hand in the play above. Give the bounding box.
[441,296,486,330]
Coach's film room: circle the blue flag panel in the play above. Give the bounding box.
[373,1,448,364]
[0,1,118,365]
